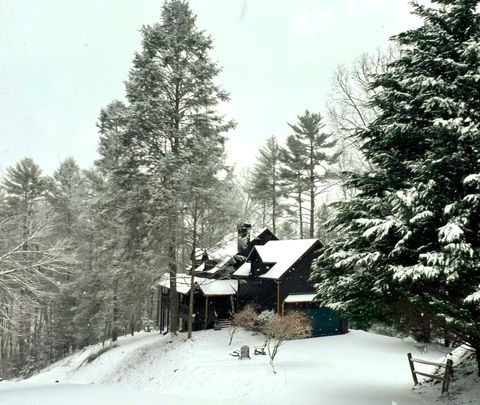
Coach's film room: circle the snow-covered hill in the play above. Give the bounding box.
[0,329,473,404]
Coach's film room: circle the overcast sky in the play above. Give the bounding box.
[0,0,420,175]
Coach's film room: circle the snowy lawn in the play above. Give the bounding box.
[0,329,461,404]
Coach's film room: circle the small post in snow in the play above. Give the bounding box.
[407,353,418,385]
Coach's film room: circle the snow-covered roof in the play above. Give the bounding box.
[203,256,232,275]
[193,248,207,261]
[189,227,277,276]
[254,239,320,280]
[284,293,317,304]
[199,279,238,296]
[204,233,238,261]
[193,263,206,272]
[233,262,251,277]
[158,274,238,296]
[159,274,192,295]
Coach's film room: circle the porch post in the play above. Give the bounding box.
[204,296,209,329]
[156,287,161,327]
[276,281,281,315]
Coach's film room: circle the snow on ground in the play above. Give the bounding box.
[0,329,471,405]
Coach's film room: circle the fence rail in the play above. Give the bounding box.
[407,352,453,393]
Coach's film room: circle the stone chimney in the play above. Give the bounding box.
[237,223,252,253]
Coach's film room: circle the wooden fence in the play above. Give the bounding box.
[407,353,453,393]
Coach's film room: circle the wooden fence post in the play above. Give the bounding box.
[442,358,453,394]
[407,353,419,385]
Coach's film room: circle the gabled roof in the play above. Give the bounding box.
[159,273,238,296]
[207,237,238,261]
[202,256,232,275]
[233,262,251,277]
[251,239,320,280]
[194,262,206,272]
[193,227,278,276]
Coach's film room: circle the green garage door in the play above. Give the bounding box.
[305,307,344,336]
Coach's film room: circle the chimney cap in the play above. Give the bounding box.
[237,223,252,230]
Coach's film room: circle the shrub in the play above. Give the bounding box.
[254,310,275,332]
[262,311,312,373]
[228,305,258,345]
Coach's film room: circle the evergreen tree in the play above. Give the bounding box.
[279,135,308,238]
[3,158,46,247]
[315,202,335,244]
[250,136,283,234]
[312,0,480,374]
[0,158,73,377]
[46,157,85,239]
[286,111,338,238]
[98,0,233,334]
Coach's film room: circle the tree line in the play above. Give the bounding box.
[0,0,246,378]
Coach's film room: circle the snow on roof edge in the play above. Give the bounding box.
[158,273,237,296]
[284,293,317,303]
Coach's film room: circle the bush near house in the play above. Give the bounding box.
[229,305,258,345]
[262,311,312,372]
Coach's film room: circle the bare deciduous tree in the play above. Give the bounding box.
[228,305,258,346]
[262,311,312,373]
[327,47,398,186]
[0,214,73,305]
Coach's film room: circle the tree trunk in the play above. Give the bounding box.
[112,280,119,342]
[188,198,199,339]
[298,188,303,239]
[309,136,315,238]
[309,184,315,238]
[272,165,277,234]
[262,201,266,228]
[168,211,179,334]
[168,245,179,334]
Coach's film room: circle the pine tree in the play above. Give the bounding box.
[46,157,85,239]
[312,0,480,374]
[250,136,283,234]
[98,0,233,334]
[286,111,338,238]
[315,202,335,244]
[279,135,307,238]
[0,158,73,377]
[3,158,46,247]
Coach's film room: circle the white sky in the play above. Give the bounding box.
[0,0,420,175]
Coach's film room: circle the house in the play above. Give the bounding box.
[157,224,347,336]
[157,225,276,331]
[158,274,238,331]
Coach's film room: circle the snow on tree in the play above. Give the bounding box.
[312,0,480,375]
[97,0,233,334]
[279,135,308,238]
[283,111,339,238]
[0,158,75,377]
[250,136,284,234]
[327,48,398,179]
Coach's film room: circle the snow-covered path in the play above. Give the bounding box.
[0,329,449,404]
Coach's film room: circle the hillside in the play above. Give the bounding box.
[0,329,476,404]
